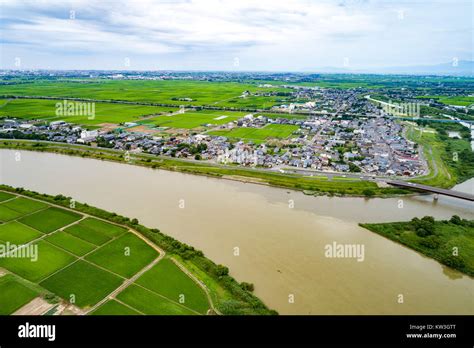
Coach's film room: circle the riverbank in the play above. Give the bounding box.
[360,216,474,277]
[0,184,277,315]
[0,139,408,198]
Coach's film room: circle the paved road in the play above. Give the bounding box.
[385,180,474,202]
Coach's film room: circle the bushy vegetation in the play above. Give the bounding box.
[361,215,474,276]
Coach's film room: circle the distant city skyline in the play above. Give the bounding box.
[1,0,472,72]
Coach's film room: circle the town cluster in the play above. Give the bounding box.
[0,111,427,177]
[211,113,425,176]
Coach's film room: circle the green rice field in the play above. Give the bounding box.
[416,95,474,107]
[136,258,209,314]
[208,123,299,143]
[150,110,246,129]
[19,207,82,234]
[40,260,123,308]
[0,98,176,126]
[0,79,287,108]
[0,221,43,245]
[116,284,196,315]
[0,191,211,315]
[0,274,38,314]
[85,233,158,278]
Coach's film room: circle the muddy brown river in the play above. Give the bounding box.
[1,149,473,314]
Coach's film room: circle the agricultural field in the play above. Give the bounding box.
[147,110,305,131]
[438,96,474,107]
[19,207,82,234]
[115,284,196,315]
[45,231,96,256]
[0,79,288,108]
[85,233,157,278]
[0,191,211,315]
[149,110,246,129]
[0,192,15,202]
[40,260,123,308]
[417,95,474,107]
[252,78,385,89]
[252,112,309,120]
[0,241,75,282]
[63,217,126,245]
[0,96,304,132]
[135,258,209,314]
[0,98,176,126]
[0,274,38,314]
[0,221,43,245]
[218,95,285,109]
[208,124,299,143]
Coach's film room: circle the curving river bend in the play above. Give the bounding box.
[1,149,473,314]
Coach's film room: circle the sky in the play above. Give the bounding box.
[0,0,472,71]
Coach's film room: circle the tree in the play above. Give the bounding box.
[419,235,441,249]
[416,227,431,237]
[348,162,361,172]
[216,265,229,277]
[421,216,435,224]
[411,216,436,236]
[240,282,255,292]
[450,215,462,225]
[442,255,465,269]
[362,189,375,197]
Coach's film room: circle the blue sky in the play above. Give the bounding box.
[0,0,472,71]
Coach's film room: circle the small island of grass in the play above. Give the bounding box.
[360,216,474,277]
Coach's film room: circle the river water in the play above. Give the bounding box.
[1,149,473,314]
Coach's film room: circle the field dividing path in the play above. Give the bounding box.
[3,190,219,315]
[84,254,164,315]
[170,258,222,315]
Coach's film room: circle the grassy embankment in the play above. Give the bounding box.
[0,185,277,315]
[0,139,407,197]
[405,121,474,188]
[360,216,474,277]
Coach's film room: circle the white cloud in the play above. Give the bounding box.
[1,1,381,51]
[0,0,471,70]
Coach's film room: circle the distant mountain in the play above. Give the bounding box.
[373,60,474,76]
[305,60,474,76]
